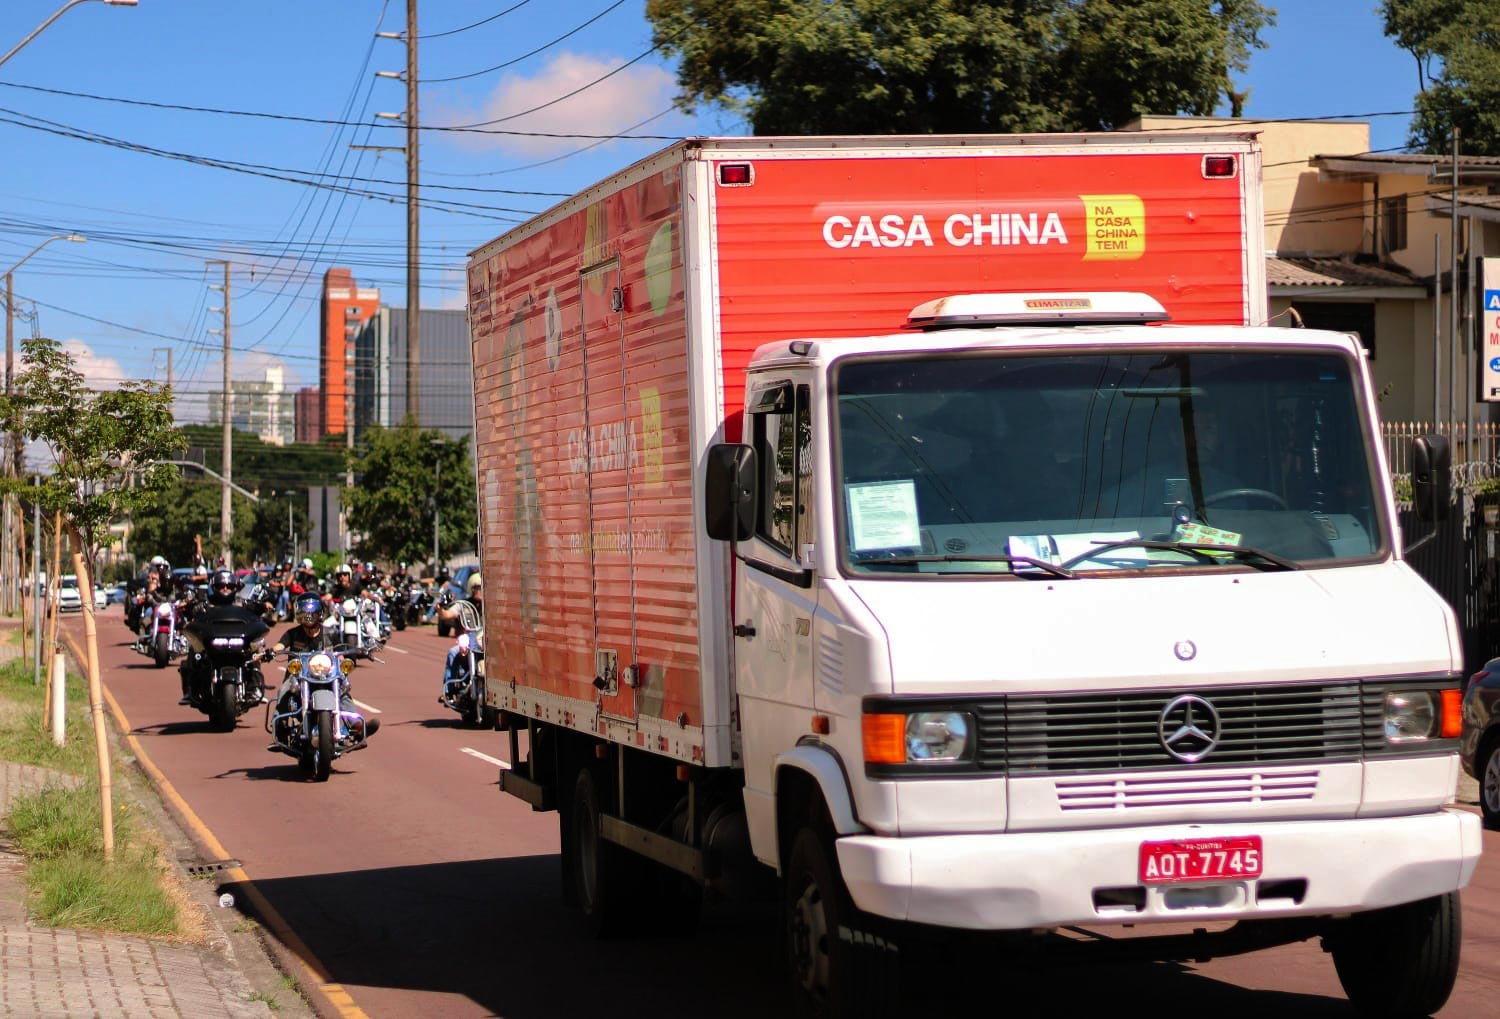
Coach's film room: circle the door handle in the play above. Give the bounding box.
[734,622,757,639]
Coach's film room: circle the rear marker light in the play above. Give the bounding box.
[717,162,753,186]
[1202,155,1237,179]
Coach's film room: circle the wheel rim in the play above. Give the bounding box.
[1484,745,1500,814]
[790,872,831,999]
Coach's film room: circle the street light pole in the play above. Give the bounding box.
[3,233,85,614]
[206,259,232,569]
[0,0,139,70]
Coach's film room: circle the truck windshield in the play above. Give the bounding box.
[835,349,1384,575]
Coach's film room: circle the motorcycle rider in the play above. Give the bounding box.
[179,568,269,706]
[438,574,484,700]
[267,595,380,736]
[289,558,319,600]
[325,562,362,605]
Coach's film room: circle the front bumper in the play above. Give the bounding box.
[835,809,1482,930]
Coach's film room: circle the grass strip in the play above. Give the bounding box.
[0,656,188,937]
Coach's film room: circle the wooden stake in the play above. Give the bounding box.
[73,545,113,863]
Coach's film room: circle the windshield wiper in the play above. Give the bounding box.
[851,554,1077,579]
[1059,539,1301,571]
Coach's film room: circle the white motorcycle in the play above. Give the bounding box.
[323,595,385,659]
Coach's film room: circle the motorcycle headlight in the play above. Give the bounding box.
[306,653,334,678]
[342,598,358,617]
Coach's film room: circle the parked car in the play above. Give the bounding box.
[55,575,83,613]
[1460,657,1500,830]
[93,584,108,610]
[107,583,129,605]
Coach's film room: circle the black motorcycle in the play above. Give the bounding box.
[180,611,270,731]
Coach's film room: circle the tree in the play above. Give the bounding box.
[645,0,1274,135]
[343,419,477,569]
[1381,0,1500,154]
[0,337,183,862]
[125,478,261,566]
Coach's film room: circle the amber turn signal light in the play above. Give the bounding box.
[1440,689,1463,739]
[862,713,905,764]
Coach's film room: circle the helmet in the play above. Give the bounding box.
[398,562,407,570]
[335,563,351,577]
[209,568,237,605]
[295,595,324,626]
[467,574,482,591]
[149,555,167,568]
[364,561,375,571]
[301,558,313,570]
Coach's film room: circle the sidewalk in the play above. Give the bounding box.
[0,631,315,1019]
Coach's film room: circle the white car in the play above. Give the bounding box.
[56,575,83,613]
[93,585,108,610]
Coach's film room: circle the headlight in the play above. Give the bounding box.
[863,709,975,765]
[307,653,334,678]
[1384,691,1437,742]
[342,598,358,616]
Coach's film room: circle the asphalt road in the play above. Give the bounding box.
[71,607,1500,1018]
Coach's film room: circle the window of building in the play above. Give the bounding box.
[1380,195,1408,254]
[1291,301,1376,359]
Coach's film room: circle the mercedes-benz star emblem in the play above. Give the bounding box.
[1173,640,1197,661]
[1158,694,1221,762]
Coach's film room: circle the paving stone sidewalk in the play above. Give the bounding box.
[0,636,308,1019]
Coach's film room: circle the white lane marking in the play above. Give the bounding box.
[351,698,381,715]
[461,747,511,770]
[381,644,409,655]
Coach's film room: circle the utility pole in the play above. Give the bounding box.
[207,260,233,569]
[406,0,420,426]
[378,4,420,425]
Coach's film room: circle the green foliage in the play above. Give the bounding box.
[645,0,1274,134]
[1381,0,1500,154]
[123,479,259,568]
[0,338,184,576]
[0,659,92,777]
[343,419,477,566]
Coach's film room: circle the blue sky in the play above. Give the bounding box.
[0,1,1423,445]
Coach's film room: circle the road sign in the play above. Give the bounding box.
[1483,259,1500,401]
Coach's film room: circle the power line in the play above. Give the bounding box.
[417,1,533,40]
[419,1,628,84]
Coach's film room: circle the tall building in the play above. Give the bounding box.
[295,387,321,444]
[320,268,380,437]
[206,365,293,446]
[353,307,474,440]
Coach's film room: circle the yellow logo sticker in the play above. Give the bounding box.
[1081,194,1145,261]
[640,387,662,485]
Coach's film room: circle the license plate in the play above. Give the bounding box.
[1139,836,1263,884]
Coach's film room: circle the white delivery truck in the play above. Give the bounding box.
[467,134,1481,1017]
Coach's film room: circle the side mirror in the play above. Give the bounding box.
[1411,434,1450,524]
[705,443,756,542]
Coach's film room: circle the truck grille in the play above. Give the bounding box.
[985,682,1364,775]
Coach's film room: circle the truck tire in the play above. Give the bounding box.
[569,767,623,938]
[1478,733,1500,831]
[784,827,899,1019]
[1328,892,1460,1017]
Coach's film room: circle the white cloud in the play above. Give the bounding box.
[60,340,127,391]
[437,52,678,158]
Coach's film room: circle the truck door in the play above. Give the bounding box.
[736,380,820,727]
[580,260,637,723]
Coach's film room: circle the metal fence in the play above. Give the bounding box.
[1384,420,1500,671]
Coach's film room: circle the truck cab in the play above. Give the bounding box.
[710,292,1480,1017]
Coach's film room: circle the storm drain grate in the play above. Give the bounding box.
[183,859,241,877]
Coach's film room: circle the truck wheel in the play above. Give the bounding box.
[569,767,621,938]
[1479,734,1500,831]
[1328,892,1460,1017]
[784,827,899,1018]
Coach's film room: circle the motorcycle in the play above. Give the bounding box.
[264,647,372,781]
[323,594,385,659]
[180,613,268,731]
[390,578,423,631]
[439,602,492,727]
[135,597,188,668]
